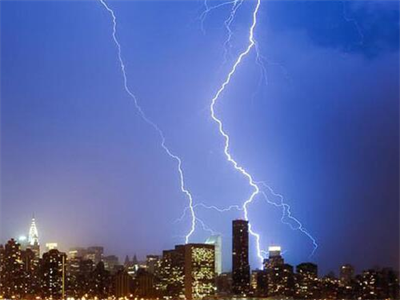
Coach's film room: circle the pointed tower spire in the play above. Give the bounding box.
[132,254,138,265]
[124,255,130,267]
[28,215,39,246]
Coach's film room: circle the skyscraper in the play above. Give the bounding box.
[28,216,39,246]
[0,239,25,298]
[28,216,40,258]
[340,264,354,285]
[263,245,284,269]
[86,246,104,264]
[259,246,294,297]
[0,244,4,293]
[21,248,40,297]
[41,249,67,299]
[184,243,216,300]
[158,244,216,300]
[114,270,132,298]
[295,262,320,299]
[158,246,185,298]
[232,219,250,296]
[102,255,119,272]
[133,268,157,298]
[205,234,222,275]
[146,255,160,274]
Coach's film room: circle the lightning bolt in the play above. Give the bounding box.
[98,0,196,244]
[200,0,245,65]
[176,203,243,224]
[199,0,238,35]
[222,0,245,65]
[99,0,318,259]
[209,0,264,265]
[207,0,318,265]
[257,181,318,256]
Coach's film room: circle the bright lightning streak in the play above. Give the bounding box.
[199,0,238,34]
[199,0,245,64]
[257,182,318,256]
[98,0,196,244]
[204,0,318,265]
[197,218,219,236]
[209,0,264,266]
[196,203,243,212]
[175,203,242,224]
[222,0,245,64]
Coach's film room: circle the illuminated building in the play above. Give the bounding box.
[28,216,39,246]
[41,249,67,299]
[184,243,216,300]
[65,255,82,298]
[295,262,320,299]
[21,248,40,296]
[355,268,400,299]
[264,245,284,269]
[0,239,25,298]
[28,217,40,258]
[340,263,354,284]
[102,255,119,272]
[320,272,340,299]
[297,262,318,277]
[75,258,95,298]
[146,254,160,274]
[205,234,222,275]
[124,255,134,275]
[45,242,58,251]
[258,246,294,297]
[89,261,111,299]
[85,246,104,264]
[251,269,260,291]
[158,246,185,298]
[158,243,215,299]
[68,247,87,259]
[18,236,28,250]
[232,219,250,296]
[267,263,295,297]
[124,254,140,275]
[132,254,139,271]
[0,244,4,294]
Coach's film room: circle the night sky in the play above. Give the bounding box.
[1,0,399,275]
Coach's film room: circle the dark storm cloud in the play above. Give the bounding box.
[266,1,399,57]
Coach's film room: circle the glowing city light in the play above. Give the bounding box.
[268,246,281,252]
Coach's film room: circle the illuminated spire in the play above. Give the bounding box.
[28,215,39,246]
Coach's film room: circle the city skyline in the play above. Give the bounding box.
[0,218,398,299]
[3,214,397,277]
[1,0,399,277]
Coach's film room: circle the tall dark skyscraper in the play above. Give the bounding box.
[232,219,250,296]
[41,249,67,299]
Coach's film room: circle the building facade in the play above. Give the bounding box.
[41,249,67,299]
[184,243,215,300]
[232,219,250,296]
[205,234,222,275]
